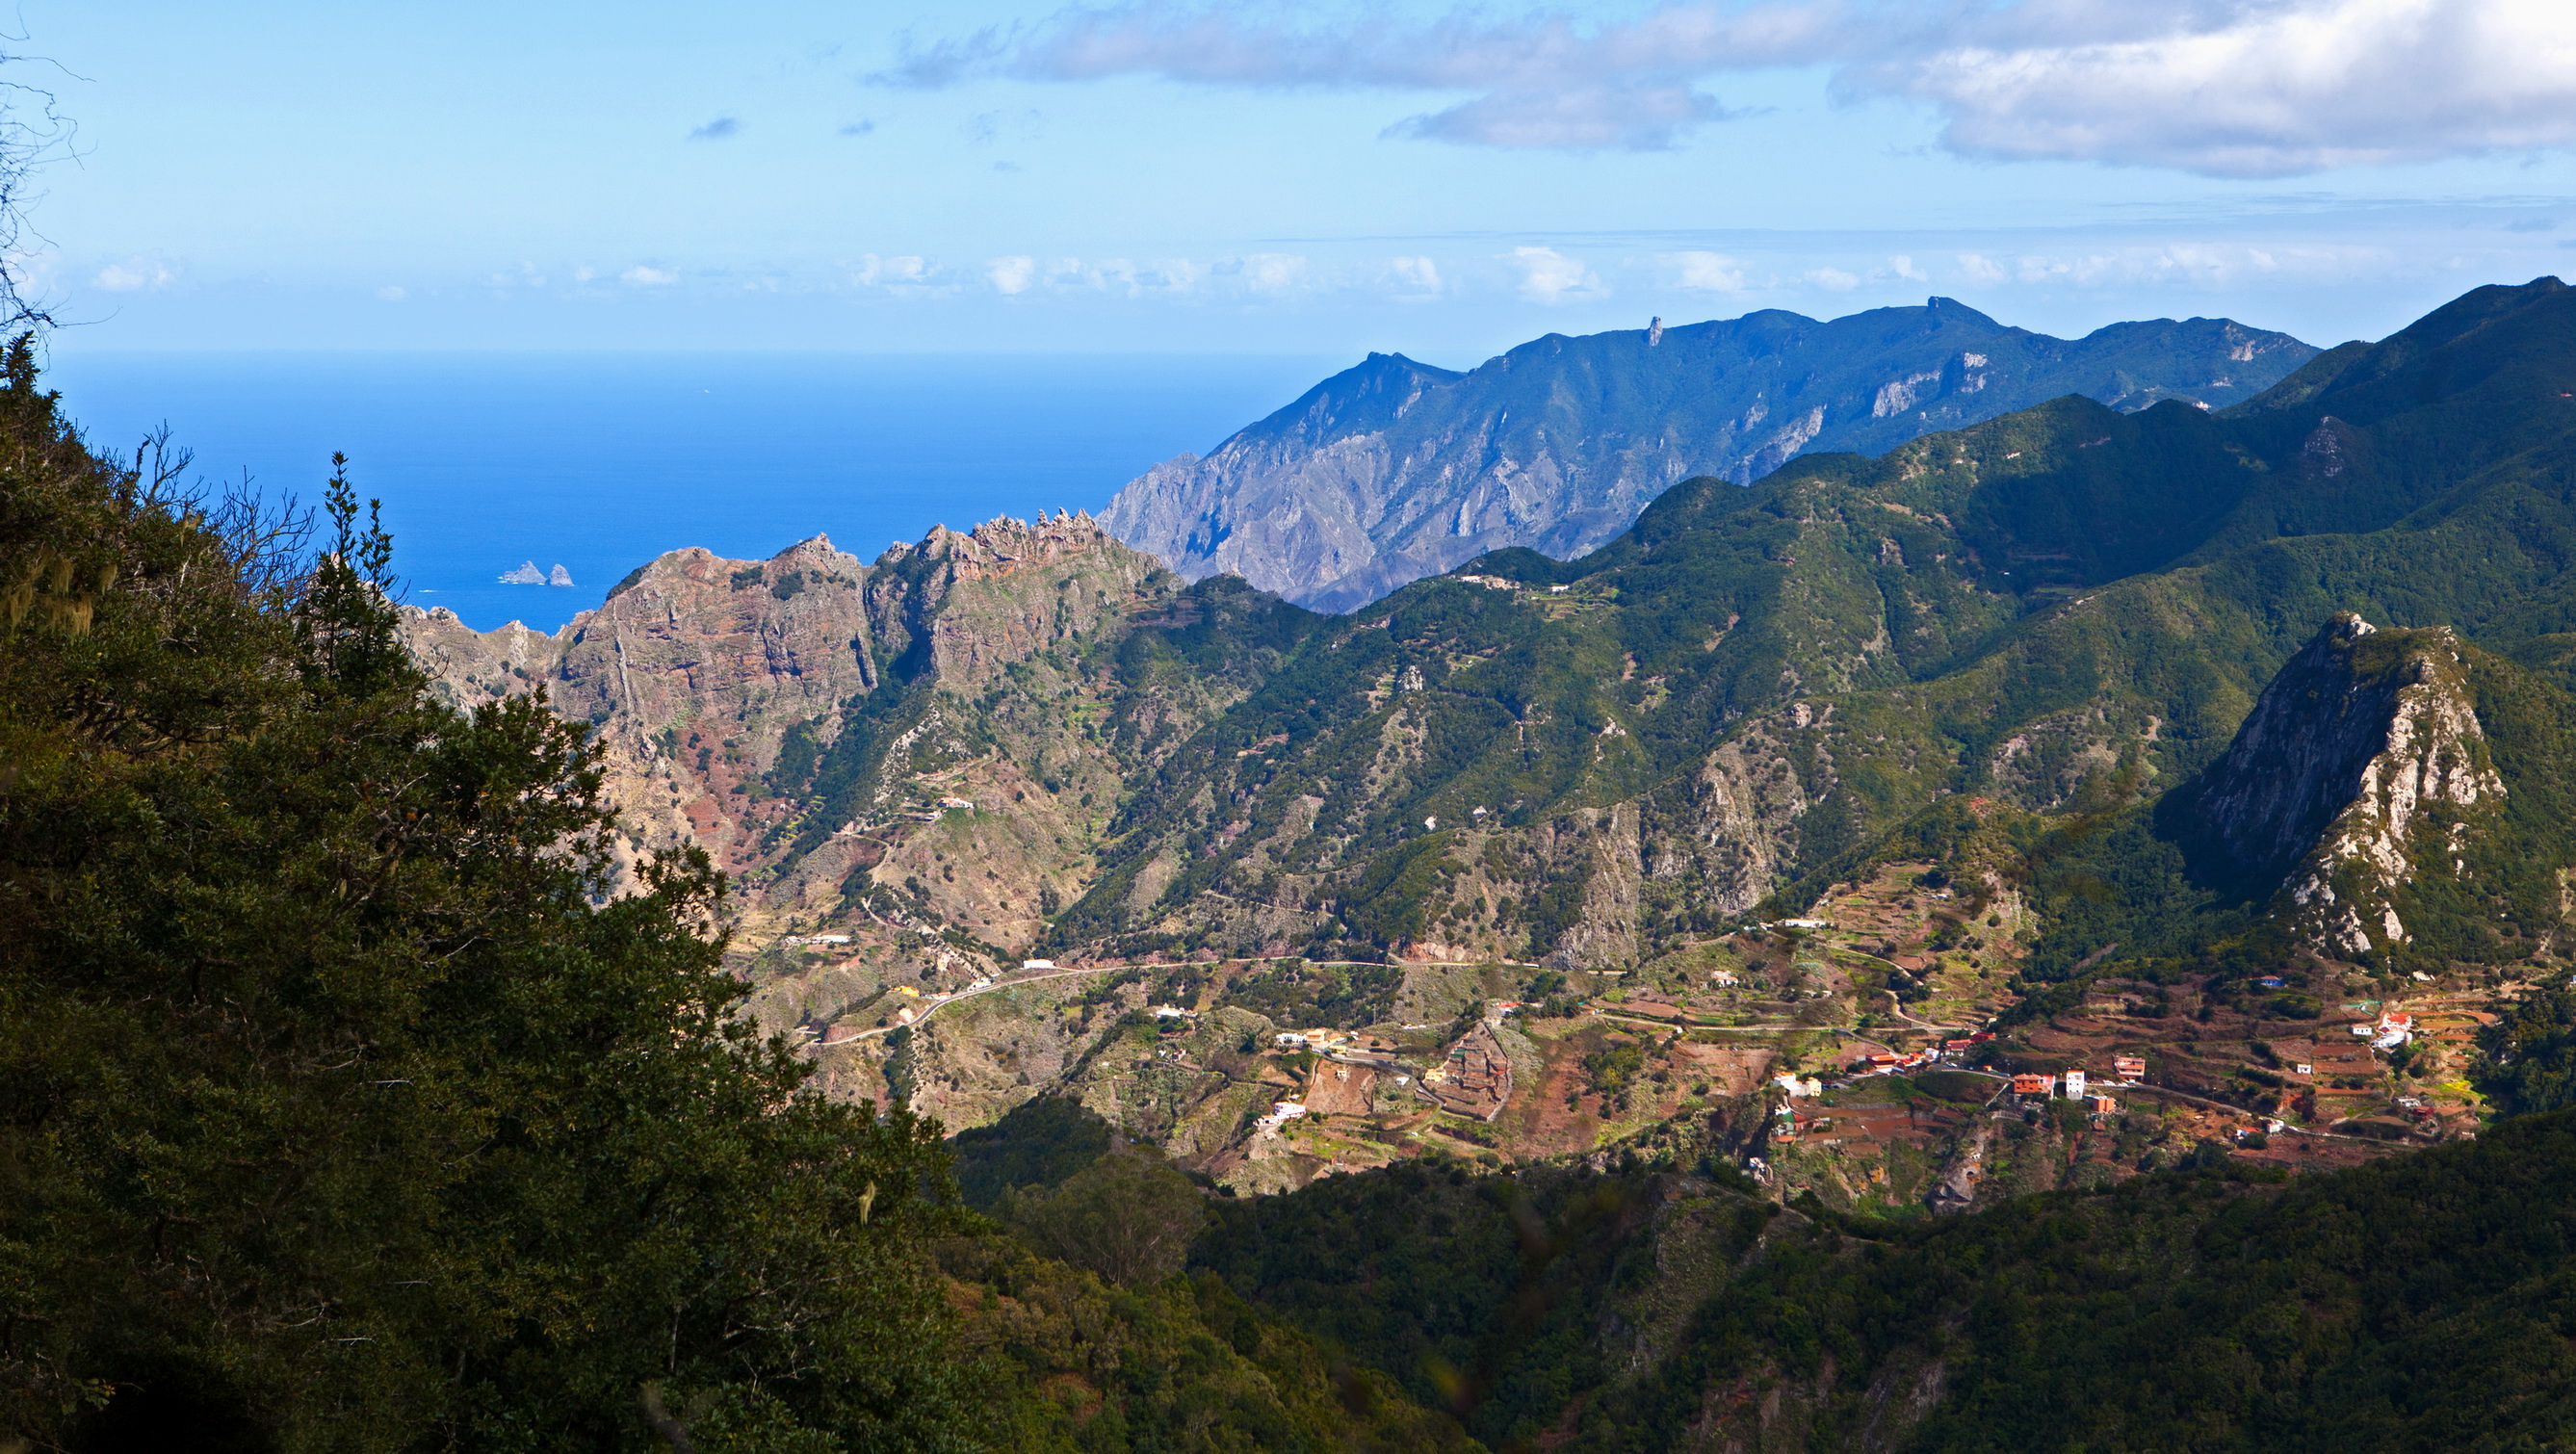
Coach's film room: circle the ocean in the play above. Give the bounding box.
[44,351,1339,633]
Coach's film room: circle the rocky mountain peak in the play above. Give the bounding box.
[2188,612,2503,958]
[885,509,1114,577]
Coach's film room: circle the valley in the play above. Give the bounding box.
[34,10,2576,1447]
[397,279,2576,1223]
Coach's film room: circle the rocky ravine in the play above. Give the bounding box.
[1104,301,2313,611]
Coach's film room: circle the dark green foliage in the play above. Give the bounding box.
[1200,1114,2576,1454]
[950,1096,1116,1213]
[935,1238,1480,1454]
[2475,988,2576,1117]
[1002,1149,1209,1286]
[767,714,826,796]
[1574,1111,2576,1453]
[0,349,985,1451]
[1220,957,1404,1030]
[2007,627,2576,992]
[1911,1070,1996,1103]
[1580,1039,1649,1112]
[1191,1162,1691,1449]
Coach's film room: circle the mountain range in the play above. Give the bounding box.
[1102,299,2317,610]
[26,273,2576,1449]
[386,273,2576,1172]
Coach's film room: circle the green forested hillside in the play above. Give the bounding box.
[1183,1111,2576,1453]
[1051,277,2576,973]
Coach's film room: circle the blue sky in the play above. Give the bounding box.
[26,0,2576,361]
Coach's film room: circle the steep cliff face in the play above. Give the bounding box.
[403,512,1315,989]
[2185,614,2504,958]
[1104,302,2313,611]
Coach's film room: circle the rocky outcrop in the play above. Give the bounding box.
[1104,303,2313,611]
[402,512,1303,988]
[2186,613,2504,958]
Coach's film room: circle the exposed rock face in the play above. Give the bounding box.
[1103,302,2313,611]
[2187,613,2503,957]
[407,532,881,891]
[402,512,1305,988]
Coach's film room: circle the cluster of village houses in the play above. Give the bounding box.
[789,924,2440,1154]
[1773,1040,2153,1121]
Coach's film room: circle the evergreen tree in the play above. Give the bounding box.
[0,340,982,1453]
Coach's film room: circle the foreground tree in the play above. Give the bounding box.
[0,343,983,1452]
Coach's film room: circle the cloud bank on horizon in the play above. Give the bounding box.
[879,0,2576,175]
[35,0,2576,354]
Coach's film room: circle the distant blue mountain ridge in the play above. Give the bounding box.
[1103,298,2319,611]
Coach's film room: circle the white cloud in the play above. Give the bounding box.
[1391,84,1728,150]
[1385,255,1444,296]
[1047,256,1206,296]
[1943,242,2383,290]
[987,255,1037,294]
[376,285,407,301]
[1806,266,1861,290]
[621,265,678,287]
[1889,254,1927,281]
[877,0,2576,172]
[1664,250,1746,293]
[852,253,932,288]
[1956,252,2010,284]
[1510,246,1605,303]
[1876,0,2576,176]
[1236,252,1309,294]
[94,258,176,293]
[875,1,1837,151]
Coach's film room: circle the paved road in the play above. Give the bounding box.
[820,952,1559,1043]
[830,964,1131,1041]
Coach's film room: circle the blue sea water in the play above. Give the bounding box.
[44,351,1338,632]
